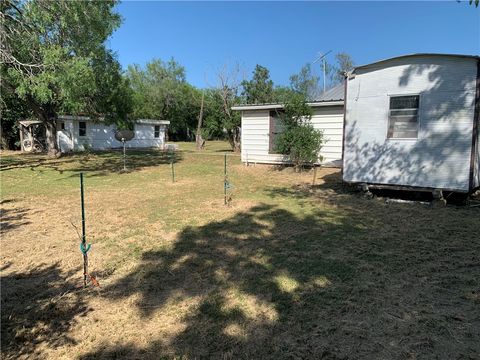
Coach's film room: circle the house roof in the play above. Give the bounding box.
[314,83,345,102]
[231,100,343,111]
[353,53,480,71]
[58,115,169,125]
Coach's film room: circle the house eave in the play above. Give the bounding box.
[231,100,344,111]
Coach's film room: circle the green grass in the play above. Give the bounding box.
[1,141,479,359]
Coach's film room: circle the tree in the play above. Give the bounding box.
[272,86,297,103]
[241,65,274,104]
[0,91,32,149]
[274,94,324,171]
[333,52,354,84]
[289,63,320,100]
[127,58,201,140]
[0,0,130,155]
[203,64,242,152]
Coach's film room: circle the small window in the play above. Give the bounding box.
[79,121,86,137]
[57,121,65,130]
[388,95,419,139]
[154,125,160,138]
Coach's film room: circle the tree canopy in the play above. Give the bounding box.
[241,65,274,104]
[289,63,320,101]
[0,0,130,153]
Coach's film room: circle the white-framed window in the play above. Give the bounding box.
[154,125,160,138]
[79,121,87,137]
[387,95,419,139]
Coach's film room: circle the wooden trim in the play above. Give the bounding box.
[469,59,480,192]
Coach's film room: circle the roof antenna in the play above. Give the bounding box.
[314,50,332,93]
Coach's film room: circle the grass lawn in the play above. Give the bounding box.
[1,141,479,359]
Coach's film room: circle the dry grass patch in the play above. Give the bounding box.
[1,143,479,359]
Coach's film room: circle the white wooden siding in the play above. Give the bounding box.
[62,121,167,152]
[343,55,478,192]
[241,106,344,166]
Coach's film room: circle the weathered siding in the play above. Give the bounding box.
[343,55,477,192]
[241,106,344,166]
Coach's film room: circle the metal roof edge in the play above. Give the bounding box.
[354,53,480,71]
[231,100,344,111]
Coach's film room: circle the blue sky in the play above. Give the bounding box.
[108,1,480,88]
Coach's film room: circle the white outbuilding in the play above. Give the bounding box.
[55,116,170,153]
[343,54,479,194]
[232,84,345,167]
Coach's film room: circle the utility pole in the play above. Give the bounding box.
[314,50,332,93]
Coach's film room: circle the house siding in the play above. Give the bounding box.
[241,106,344,166]
[343,55,477,192]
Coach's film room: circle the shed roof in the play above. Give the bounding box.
[353,53,480,71]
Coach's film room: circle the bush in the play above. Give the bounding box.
[274,94,324,170]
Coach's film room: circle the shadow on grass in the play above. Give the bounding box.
[0,149,183,177]
[0,199,35,235]
[1,263,90,358]
[80,195,479,359]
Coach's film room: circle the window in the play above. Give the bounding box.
[388,95,419,139]
[269,110,283,153]
[57,121,65,130]
[154,125,160,138]
[79,121,86,137]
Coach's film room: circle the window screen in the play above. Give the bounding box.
[154,125,160,138]
[269,110,282,153]
[79,121,86,137]
[388,95,419,139]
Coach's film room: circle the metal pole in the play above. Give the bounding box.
[123,140,126,171]
[80,173,88,287]
[224,153,227,205]
[323,59,326,93]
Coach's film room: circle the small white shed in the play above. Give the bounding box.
[56,116,170,153]
[232,84,345,167]
[343,53,480,193]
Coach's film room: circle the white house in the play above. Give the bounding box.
[343,53,480,194]
[55,116,170,152]
[232,84,345,167]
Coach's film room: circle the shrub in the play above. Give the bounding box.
[274,94,324,171]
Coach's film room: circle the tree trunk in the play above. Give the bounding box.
[44,119,59,156]
[228,127,241,153]
[196,91,205,150]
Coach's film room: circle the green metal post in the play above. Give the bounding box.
[80,173,88,287]
[171,152,175,183]
[224,154,227,205]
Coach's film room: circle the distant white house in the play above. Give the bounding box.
[343,53,480,193]
[232,84,345,167]
[55,116,170,152]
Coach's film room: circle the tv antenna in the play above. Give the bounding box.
[313,50,332,93]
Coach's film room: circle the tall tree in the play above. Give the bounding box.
[203,64,242,152]
[127,58,201,140]
[0,0,130,155]
[333,52,355,84]
[241,65,274,104]
[289,63,320,100]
